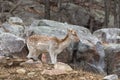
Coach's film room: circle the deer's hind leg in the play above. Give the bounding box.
[27,46,40,61]
[41,53,48,63]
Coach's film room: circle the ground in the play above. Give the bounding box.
[0,58,103,80]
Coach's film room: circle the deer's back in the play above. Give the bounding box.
[27,35,60,50]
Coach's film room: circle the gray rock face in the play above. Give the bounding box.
[61,3,90,27]
[26,19,92,39]
[73,41,106,74]
[8,17,23,24]
[103,44,120,75]
[0,27,5,34]
[0,33,25,56]
[1,17,25,37]
[27,19,99,46]
[29,19,93,36]
[94,42,105,74]
[103,74,118,80]
[93,28,120,43]
[93,28,120,76]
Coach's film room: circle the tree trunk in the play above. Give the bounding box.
[44,0,50,19]
[104,0,110,28]
[113,0,118,28]
[118,0,120,28]
[57,0,62,21]
[89,0,93,32]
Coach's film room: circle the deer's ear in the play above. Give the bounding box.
[71,30,75,34]
[67,28,71,32]
[71,30,77,34]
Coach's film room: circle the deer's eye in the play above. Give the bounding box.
[72,31,76,35]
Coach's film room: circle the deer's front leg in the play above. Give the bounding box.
[49,41,59,64]
[53,53,58,64]
[49,51,57,64]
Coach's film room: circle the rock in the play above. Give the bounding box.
[20,59,42,66]
[79,77,87,80]
[103,74,118,80]
[93,28,120,44]
[1,17,25,37]
[8,17,23,24]
[28,19,99,45]
[0,73,10,79]
[54,62,73,71]
[89,76,94,79]
[26,19,93,57]
[90,8,114,31]
[41,69,68,76]
[103,43,120,75]
[27,19,91,37]
[27,72,35,77]
[0,56,7,64]
[60,3,113,31]
[0,1,13,22]
[92,42,106,74]
[0,28,5,34]
[0,56,5,61]
[93,28,120,75]
[3,58,26,67]
[71,41,106,74]
[13,0,45,25]
[25,59,34,63]
[61,3,90,27]
[90,9,104,30]
[0,33,25,56]
[16,68,26,74]
[0,1,14,13]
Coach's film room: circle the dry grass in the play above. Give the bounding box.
[0,62,104,80]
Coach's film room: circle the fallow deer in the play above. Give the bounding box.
[26,29,79,64]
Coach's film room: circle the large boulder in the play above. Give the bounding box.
[26,19,99,47]
[1,17,25,37]
[26,19,92,39]
[103,44,120,76]
[28,19,92,36]
[0,27,5,34]
[93,28,120,76]
[93,28,120,43]
[0,1,13,23]
[61,3,90,27]
[0,33,25,57]
[60,3,113,31]
[103,74,119,80]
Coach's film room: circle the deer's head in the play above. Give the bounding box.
[67,29,80,42]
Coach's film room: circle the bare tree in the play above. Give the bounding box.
[44,0,50,19]
[113,0,118,28]
[89,0,94,32]
[113,0,120,28]
[57,0,62,21]
[104,0,110,28]
[118,0,120,28]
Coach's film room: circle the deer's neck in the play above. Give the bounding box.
[57,34,71,52]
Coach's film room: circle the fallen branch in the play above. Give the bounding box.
[9,0,22,14]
